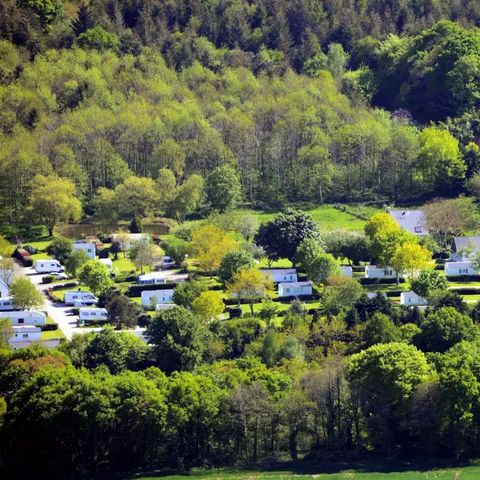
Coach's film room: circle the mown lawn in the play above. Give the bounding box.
[127,464,480,480]
[41,316,66,341]
[237,204,380,233]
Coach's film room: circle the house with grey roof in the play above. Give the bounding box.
[451,236,480,261]
[388,210,428,236]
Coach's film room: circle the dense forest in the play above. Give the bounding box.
[2,1,480,231]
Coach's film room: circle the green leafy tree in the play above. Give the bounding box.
[363,312,400,347]
[347,342,432,454]
[411,270,448,299]
[228,268,273,315]
[172,281,207,309]
[390,242,433,284]
[77,26,120,51]
[84,327,147,373]
[416,307,478,353]
[64,249,89,277]
[417,127,466,192]
[78,260,113,296]
[30,175,82,236]
[205,164,242,212]
[146,306,211,373]
[218,250,255,284]
[46,237,73,263]
[9,276,44,310]
[255,210,321,262]
[192,290,224,321]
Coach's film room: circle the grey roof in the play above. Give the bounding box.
[388,210,428,235]
[452,236,480,253]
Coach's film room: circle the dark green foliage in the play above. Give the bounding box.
[46,237,72,263]
[218,250,255,284]
[146,306,211,373]
[254,210,320,262]
[106,294,143,329]
[416,307,478,353]
[129,216,143,233]
[71,3,94,37]
[205,164,242,212]
[172,281,207,308]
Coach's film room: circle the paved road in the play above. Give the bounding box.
[23,266,84,340]
[21,266,147,342]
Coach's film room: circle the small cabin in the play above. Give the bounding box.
[445,261,479,277]
[73,242,96,260]
[141,289,175,308]
[365,266,401,279]
[450,236,480,261]
[278,281,313,297]
[64,291,98,306]
[260,269,298,283]
[400,291,427,306]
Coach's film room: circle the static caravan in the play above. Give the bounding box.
[278,281,313,297]
[0,310,46,326]
[34,259,64,273]
[137,272,166,285]
[141,289,175,308]
[365,265,401,280]
[341,266,353,277]
[79,307,108,323]
[0,279,9,298]
[159,256,175,270]
[0,298,16,311]
[400,291,427,306]
[260,269,298,283]
[445,261,479,276]
[9,326,41,348]
[73,242,96,259]
[98,258,113,270]
[64,291,98,306]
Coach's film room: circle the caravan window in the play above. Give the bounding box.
[23,333,28,338]
[414,226,422,233]
[18,319,24,324]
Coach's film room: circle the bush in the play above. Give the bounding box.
[41,323,58,331]
[97,232,112,243]
[98,248,110,259]
[42,275,55,284]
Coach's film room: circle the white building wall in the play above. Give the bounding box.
[400,291,427,306]
[141,289,175,307]
[445,261,479,276]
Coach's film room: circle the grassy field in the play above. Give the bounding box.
[238,204,380,233]
[41,316,66,341]
[125,464,480,480]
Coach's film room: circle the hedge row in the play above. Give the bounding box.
[127,283,177,297]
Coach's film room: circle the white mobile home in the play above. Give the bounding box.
[260,269,298,283]
[365,266,402,280]
[445,261,479,277]
[73,241,96,259]
[34,259,64,273]
[341,266,353,277]
[79,307,108,323]
[141,289,175,308]
[98,258,113,270]
[400,291,427,306]
[159,256,175,270]
[0,279,9,298]
[137,272,166,285]
[278,281,313,297]
[64,291,98,306]
[0,310,46,326]
[9,326,42,348]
